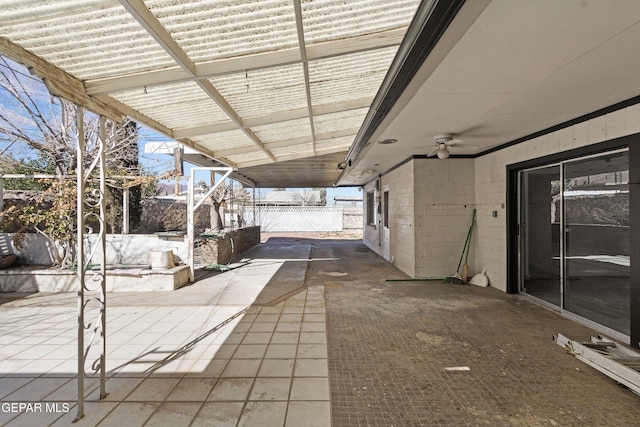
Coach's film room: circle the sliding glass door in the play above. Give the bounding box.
[563,151,629,334]
[519,150,630,335]
[519,165,561,306]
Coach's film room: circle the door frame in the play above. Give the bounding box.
[517,162,563,307]
[382,185,391,261]
[507,136,637,345]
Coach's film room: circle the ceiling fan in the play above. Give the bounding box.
[427,133,478,159]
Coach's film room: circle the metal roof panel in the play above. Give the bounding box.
[0,1,175,80]
[0,0,420,187]
[309,48,398,106]
[210,64,308,118]
[147,0,299,61]
[112,81,230,129]
[301,0,420,44]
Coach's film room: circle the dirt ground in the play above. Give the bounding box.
[260,230,363,243]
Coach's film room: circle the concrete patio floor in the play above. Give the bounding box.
[0,236,639,426]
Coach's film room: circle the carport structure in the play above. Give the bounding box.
[0,0,421,188]
[0,0,424,421]
[3,0,640,424]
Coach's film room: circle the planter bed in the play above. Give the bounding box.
[0,265,189,292]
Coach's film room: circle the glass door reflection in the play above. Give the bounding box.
[520,165,561,307]
[563,151,630,335]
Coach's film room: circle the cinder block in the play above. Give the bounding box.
[606,110,627,140]
[587,115,607,144]
[626,104,640,135]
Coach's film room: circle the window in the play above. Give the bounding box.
[383,191,389,228]
[366,191,375,225]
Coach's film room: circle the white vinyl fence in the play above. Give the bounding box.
[250,206,345,232]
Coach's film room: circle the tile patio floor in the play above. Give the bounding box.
[0,289,330,426]
[0,241,329,427]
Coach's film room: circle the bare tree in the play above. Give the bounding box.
[231,183,250,228]
[1,57,143,176]
[198,176,253,231]
[200,172,230,231]
[293,189,320,206]
[0,56,152,266]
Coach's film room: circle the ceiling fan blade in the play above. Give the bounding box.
[427,146,439,157]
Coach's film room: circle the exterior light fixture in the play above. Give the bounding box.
[377,138,397,145]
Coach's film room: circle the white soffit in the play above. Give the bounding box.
[0,0,421,187]
[340,0,640,185]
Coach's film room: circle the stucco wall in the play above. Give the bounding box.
[89,234,189,265]
[0,232,189,266]
[474,103,640,291]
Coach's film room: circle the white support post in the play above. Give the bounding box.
[76,107,86,422]
[122,187,130,234]
[187,167,233,282]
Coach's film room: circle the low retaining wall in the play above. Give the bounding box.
[0,265,190,292]
[89,233,189,265]
[0,233,189,266]
[200,226,260,266]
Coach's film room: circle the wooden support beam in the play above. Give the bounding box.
[0,37,124,122]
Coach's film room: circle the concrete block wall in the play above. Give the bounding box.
[362,160,416,276]
[343,207,364,230]
[413,158,475,278]
[474,103,640,292]
[384,160,415,276]
[473,152,509,290]
[363,158,475,279]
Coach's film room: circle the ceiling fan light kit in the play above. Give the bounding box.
[427,133,478,159]
[437,145,450,159]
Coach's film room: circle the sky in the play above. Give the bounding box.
[139,132,363,204]
[143,140,362,204]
